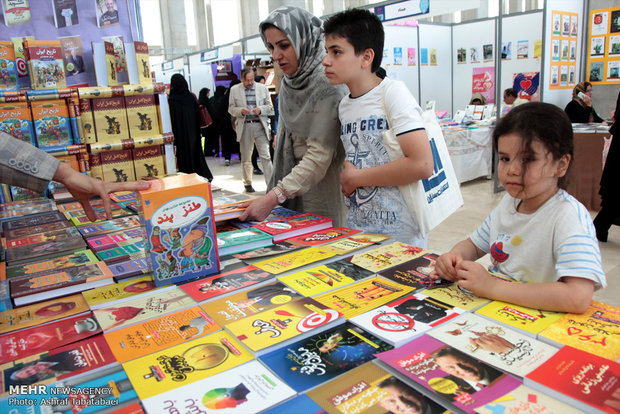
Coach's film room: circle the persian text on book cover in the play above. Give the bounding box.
[125,94,160,140]
[475,300,565,336]
[180,265,273,302]
[2,0,30,27]
[92,287,195,331]
[133,145,164,180]
[474,384,584,414]
[30,99,73,152]
[103,41,118,86]
[5,249,98,279]
[253,246,336,275]
[423,283,491,311]
[304,232,391,255]
[138,174,219,286]
[58,35,85,77]
[0,103,35,145]
[101,149,136,183]
[351,241,426,272]
[225,297,342,352]
[0,41,18,90]
[82,275,154,307]
[91,96,129,143]
[23,40,66,90]
[78,98,96,143]
[105,306,219,362]
[122,330,253,399]
[314,277,414,319]
[134,42,152,85]
[101,35,126,74]
[286,226,362,246]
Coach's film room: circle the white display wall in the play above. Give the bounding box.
[418,23,453,113]
[188,52,216,96]
[383,25,420,101]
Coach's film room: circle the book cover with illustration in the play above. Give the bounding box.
[233,240,304,260]
[52,0,79,28]
[0,335,117,396]
[108,256,152,281]
[85,227,144,251]
[122,330,253,400]
[89,151,103,180]
[0,41,18,90]
[537,300,620,361]
[102,35,126,74]
[3,214,71,239]
[5,249,97,279]
[180,265,274,303]
[524,346,620,414]
[58,35,85,77]
[137,173,219,286]
[142,360,296,414]
[82,275,156,308]
[314,277,414,319]
[133,41,152,85]
[307,361,446,414]
[427,313,559,378]
[23,40,66,89]
[101,149,136,183]
[76,215,141,237]
[91,41,118,86]
[2,0,30,27]
[350,292,466,347]
[474,384,584,414]
[78,98,96,143]
[92,287,195,331]
[225,297,342,354]
[278,256,374,297]
[104,306,219,363]
[30,99,73,152]
[91,96,129,144]
[125,94,159,139]
[475,300,565,338]
[5,225,80,249]
[252,212,333,242]
[0,293,90,334]
[351,242,426,273]
[200,281,304,327]
[253,246,336,275]
[132,144,165,180]
[286,226,362,246]
[320,232,391,255]
[4,231,86,266]
[0,312,101,364]
[259,322,393,393]
[423,283,492,311]
[375,335,522,414]
[217,227,272,256]
[379,252,453,290]
[1,210,66,233]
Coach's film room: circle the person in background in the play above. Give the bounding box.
[469,92,486,106]
[240,6,347,224]
[0,130,150,221]
[199,87,218,157]
[564,81,604,123]
[222,79,242,166]
[502,88,528,107]
[168,74,213,181]
[251,75,267,176]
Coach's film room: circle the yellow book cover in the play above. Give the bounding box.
[89,152,103,180]
[537,300,620,361]
[92,96,129,143]
[253,246,336,275]
[101,148,136,182]
[132,144,164,179]
[224,297,341,353]
[313,277,413,319]
[351,241,426,273]
[79,98,96,143]
[103,41,118,86]
[475,299,565,337]
[125,94,160,139]
[122,330,252,400]
[422,283,491,311]
[82,275,156,308]
[104,306,220,363]
[92,286,195,331]
[320,232,391,255]
[134,41,152,85]
[534,40,542,59]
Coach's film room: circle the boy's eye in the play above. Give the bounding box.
[499,156,510,162]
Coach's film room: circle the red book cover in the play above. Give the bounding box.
[180,265,273,302]
[0,312,102,364]
[252,212,333,242]
[286,226,362,246]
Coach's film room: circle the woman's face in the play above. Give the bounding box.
[264,27,299,75]
[586,84,593,97]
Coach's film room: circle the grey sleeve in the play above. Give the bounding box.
[0,130,60,192]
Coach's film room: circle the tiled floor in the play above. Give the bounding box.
[207,154,620,308]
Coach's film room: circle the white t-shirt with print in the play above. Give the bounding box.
[338,78,426,247]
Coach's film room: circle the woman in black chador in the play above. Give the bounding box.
[168,74,213,181]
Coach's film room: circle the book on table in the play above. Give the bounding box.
[378,252,454,290]
[284,226,362,246]
[475,299,565,338]
[350,241,426,273]
[319,231,392,255]
[232,240,304,260]
[107,256,152,281]
[81,275,156,308]
[251,212,333,242]
[216,227,273,256]
[473,384,585,414]
[252,246,336,275]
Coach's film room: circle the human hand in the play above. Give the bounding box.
[582,94,592,106]
[53,162,151,222]
[339,161,358,197]
[241,107,251,115]
[469,334,514,354]
[251,107,261,115]
[238,191,279,222]
[455,261,495,297]
[430,252,463,281]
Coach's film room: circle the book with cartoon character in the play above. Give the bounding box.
[137,173,219,286]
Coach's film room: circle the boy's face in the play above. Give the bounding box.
[323,34,368,86]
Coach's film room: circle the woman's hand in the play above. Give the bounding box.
[238,191,279,222]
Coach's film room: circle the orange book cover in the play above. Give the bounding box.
[0,102,35,146]
[56,153,80,171]
[125,94,160,139]
[92,96,129,143]
[132,144,164,179]
[30,99,73,152]
[23,39,66,90]
[101,149,136,182]
[0,40,18,90]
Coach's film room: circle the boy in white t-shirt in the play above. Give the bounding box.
[322,9,434,247]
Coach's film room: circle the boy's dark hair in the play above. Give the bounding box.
[323,8,384,73]
[493,102,573,189]
[504,88,517,97]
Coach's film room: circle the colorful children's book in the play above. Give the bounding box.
[23,40,66,90]
[104,306,219,363]
[5,225,80,249]
[375,335,522,414]
[313,277,414,319]
[0,335,117,396]
[427,313,559,378]
[180,264,274,302]
[132,144,165,179]
[76,215,142,237]
[91,97,129,144]
[306,361,447,414]
[4,231,86,265]
[138,173,219,286]
[30,99,73,152]
[95,238,146,264]
[252,212,333,242]
[5,248,97,279]
[253,246,336,275]
[122,330,253,400]
[1,210,66,233]
[320,232,392,255]
[379,252,454,290]
[141,360,296,414]
[524,346,620,414]
[350,292,466,347]
[225,297,343,355]
[474,384,584,414]
[108,256,152,281]
[82,275,156,308]
[351,241,426,272]
[2,0,31,27]
[200,281,304,327]
[286,226,362,246]
[0,42,18,91]
[537,300,620,361]
[423,283,492,311]
[259,322,393,392]
[217,227,272,256]
[92,287,195,331]
[0,312,101,364]
[85,227,145,252]
[233,240,304,260]
[278,256,374,296]
[475,300,565,338]
[10,261,114,306]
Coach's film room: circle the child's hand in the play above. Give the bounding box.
[339,161,358,197]
[430,252,462,281]
[455,261,496,297]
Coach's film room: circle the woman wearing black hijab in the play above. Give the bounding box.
[199,87,218,157]
[168,74,213,181]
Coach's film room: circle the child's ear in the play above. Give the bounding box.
[556,153,571,177]
[361,48,375,69]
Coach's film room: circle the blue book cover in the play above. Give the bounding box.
[259,321,393,393]
[0,280,12,312]
[262,394,325,414]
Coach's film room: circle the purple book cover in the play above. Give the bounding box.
[375,335,521,413]
[108,257,152,280]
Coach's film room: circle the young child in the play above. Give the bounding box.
[431,103,606,313]
[322,9,434,248]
